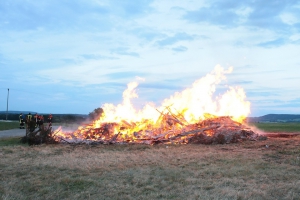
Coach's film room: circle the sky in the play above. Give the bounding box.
[0,0,300,117]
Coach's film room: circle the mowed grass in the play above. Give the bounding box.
[0,121,19,131]
[1,121,300,199]
[0,137,26,147]
[0,137,300,200]
[251,122,300,133]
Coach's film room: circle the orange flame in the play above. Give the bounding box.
[100,65,250,124]
[53,65,251,143]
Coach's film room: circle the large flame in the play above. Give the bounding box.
[98,65,249,124]
[54,65,251,143]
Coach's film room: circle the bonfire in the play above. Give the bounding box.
[48,65,261,145]
[52,113,259,145]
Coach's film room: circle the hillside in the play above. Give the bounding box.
[247,114,300,123]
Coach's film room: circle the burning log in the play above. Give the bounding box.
[51,114,261,145]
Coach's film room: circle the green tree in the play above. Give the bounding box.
[88,107,104,120]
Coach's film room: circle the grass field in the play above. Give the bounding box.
[0,136,300,199]
[250,122,300,133]
[0,121,19,131]
[1,122,300,199]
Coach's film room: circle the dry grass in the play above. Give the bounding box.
[0,136,300,200]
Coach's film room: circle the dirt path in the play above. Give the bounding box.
[0,126,60,138]
[0,129,26,138]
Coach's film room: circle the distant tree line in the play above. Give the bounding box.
[88,107,104,121]
[1,107,104,123]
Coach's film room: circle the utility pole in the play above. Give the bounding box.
[6,88,9,121]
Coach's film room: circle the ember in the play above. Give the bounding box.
[50,65,260,145]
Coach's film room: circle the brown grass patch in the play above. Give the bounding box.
[0,136,300,199]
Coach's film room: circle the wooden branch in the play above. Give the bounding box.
[173,107,190,124]
[109,132,120,143]
[165,107,185,126]
[169,126,220,140]
[155,108,165,120]
[58,137,72,144]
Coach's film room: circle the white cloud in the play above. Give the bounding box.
[290,34,300,41]
[280,12,299,25]
[1,0,300,115]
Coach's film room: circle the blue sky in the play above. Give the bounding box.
[0,0,300,117]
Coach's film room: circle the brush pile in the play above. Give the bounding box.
[21,126,58,145]
[52,114,262,145]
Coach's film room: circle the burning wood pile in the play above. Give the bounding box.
[24,66,264,145]
[52,112,260,145]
